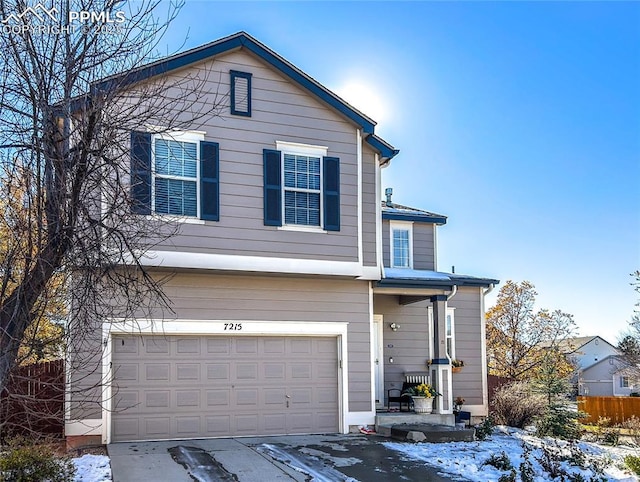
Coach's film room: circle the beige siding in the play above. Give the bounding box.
[69,273,372,418]
[382,219,435,270]
[382,220,390,267]
[141,49,365,262]
[450,287,485,406]
[413,223,436,271]
[362,146,377,267]
[373,295,431,397]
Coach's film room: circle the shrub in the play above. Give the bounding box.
[535,403,583,440]
[622,415,640,446]
[625,455,640,475]
[593,417,619,445]
[0,441,75,482]
[475,416,495,441]
[482,451,513,471]
[491,381,546,428]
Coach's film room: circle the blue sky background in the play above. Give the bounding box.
[161,1,640,342]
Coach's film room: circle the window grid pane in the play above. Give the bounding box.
[154,139,198,217]
[393,229,410,267]
[283,153,321,227]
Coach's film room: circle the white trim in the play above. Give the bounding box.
[374,287,448,296]
[277,225,328,234]
[136,250,381,280]
[389,220,414,269]
[345,411,376,428]
[357,128,363,265]
[479,286,489,414]
[373,313,384,409]
[146,214,206,225]
[375,153,383,278]
[276,140,328,156]
[65,419,103,437]
[102,319,350,443]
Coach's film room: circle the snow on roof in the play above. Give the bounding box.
[381,268,499,288]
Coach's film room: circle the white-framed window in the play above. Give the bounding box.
[427,306,456,358]
[621,376,630,388]
[152,132,204,217]
[390,221,413,268]
[446,310,455,359]
[276,141,328,229]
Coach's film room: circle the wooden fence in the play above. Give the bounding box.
[578,396,640,425]
[0,359,65,439]
[488,374,513,408]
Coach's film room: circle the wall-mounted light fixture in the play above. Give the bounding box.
[389,357,394,363]
[390,322,400,332]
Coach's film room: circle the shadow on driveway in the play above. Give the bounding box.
[108,433,460,481]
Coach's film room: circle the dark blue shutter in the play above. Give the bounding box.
[130,131,151,214]
[323,156,340,231]
[263,149,282,226]
[200,141,220,221]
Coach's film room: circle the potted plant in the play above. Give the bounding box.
[451,359,465,373]
[403,383,440,414]
[453,396,465,415]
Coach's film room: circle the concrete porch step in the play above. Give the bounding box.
[376,412,455,429]
[375,412,474,443]
[388,424,475,443]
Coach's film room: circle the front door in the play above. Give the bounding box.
[373,315,384,408]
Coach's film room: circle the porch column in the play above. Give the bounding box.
[430,295,452,414]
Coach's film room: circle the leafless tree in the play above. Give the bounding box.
[0,0,224,426]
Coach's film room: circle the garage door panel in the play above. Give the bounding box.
[235,337,258,354]
[144,338,169,354]
[112,335,339,441]
[176,416,200,434]
[206,389,230,407]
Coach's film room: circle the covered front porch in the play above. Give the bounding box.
[372,268,498,421]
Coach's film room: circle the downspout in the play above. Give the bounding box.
[483,283,495,297]
[447,285,457,302]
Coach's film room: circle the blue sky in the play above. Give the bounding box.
[162,1,640,342]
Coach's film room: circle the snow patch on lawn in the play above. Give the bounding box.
[73,454,111,482]
[384,426,639,482]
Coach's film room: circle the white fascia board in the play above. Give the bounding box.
[137,251,381,280]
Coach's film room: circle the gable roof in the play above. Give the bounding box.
[564,336,617,352]
[95,31,399,162]
[382,201,447,224]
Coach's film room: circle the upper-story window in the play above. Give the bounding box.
[153,137,199,216]
[390,221,413,268]
[230,70,252,117]
[263,141,340,231]
[284,153,321,226]
[130,130,219,221]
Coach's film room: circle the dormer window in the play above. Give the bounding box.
[390,221,413,268]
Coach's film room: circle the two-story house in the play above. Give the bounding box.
[65,32,498,446]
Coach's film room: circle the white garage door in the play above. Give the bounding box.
[110,335,339,441]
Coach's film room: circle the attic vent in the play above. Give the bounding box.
[230,70,252,117]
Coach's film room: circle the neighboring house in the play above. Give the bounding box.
[65,32,498,446]
[558,336,632,397]
[580,355,637,397]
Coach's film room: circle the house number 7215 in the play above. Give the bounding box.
[224,323,242,331]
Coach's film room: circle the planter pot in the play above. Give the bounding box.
[411,396,434,414]
[452,366,463,373]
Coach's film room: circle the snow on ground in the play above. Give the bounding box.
[73,454,111,482]
[384,426,639,482]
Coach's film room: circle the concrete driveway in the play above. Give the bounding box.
[108,433,456,481]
